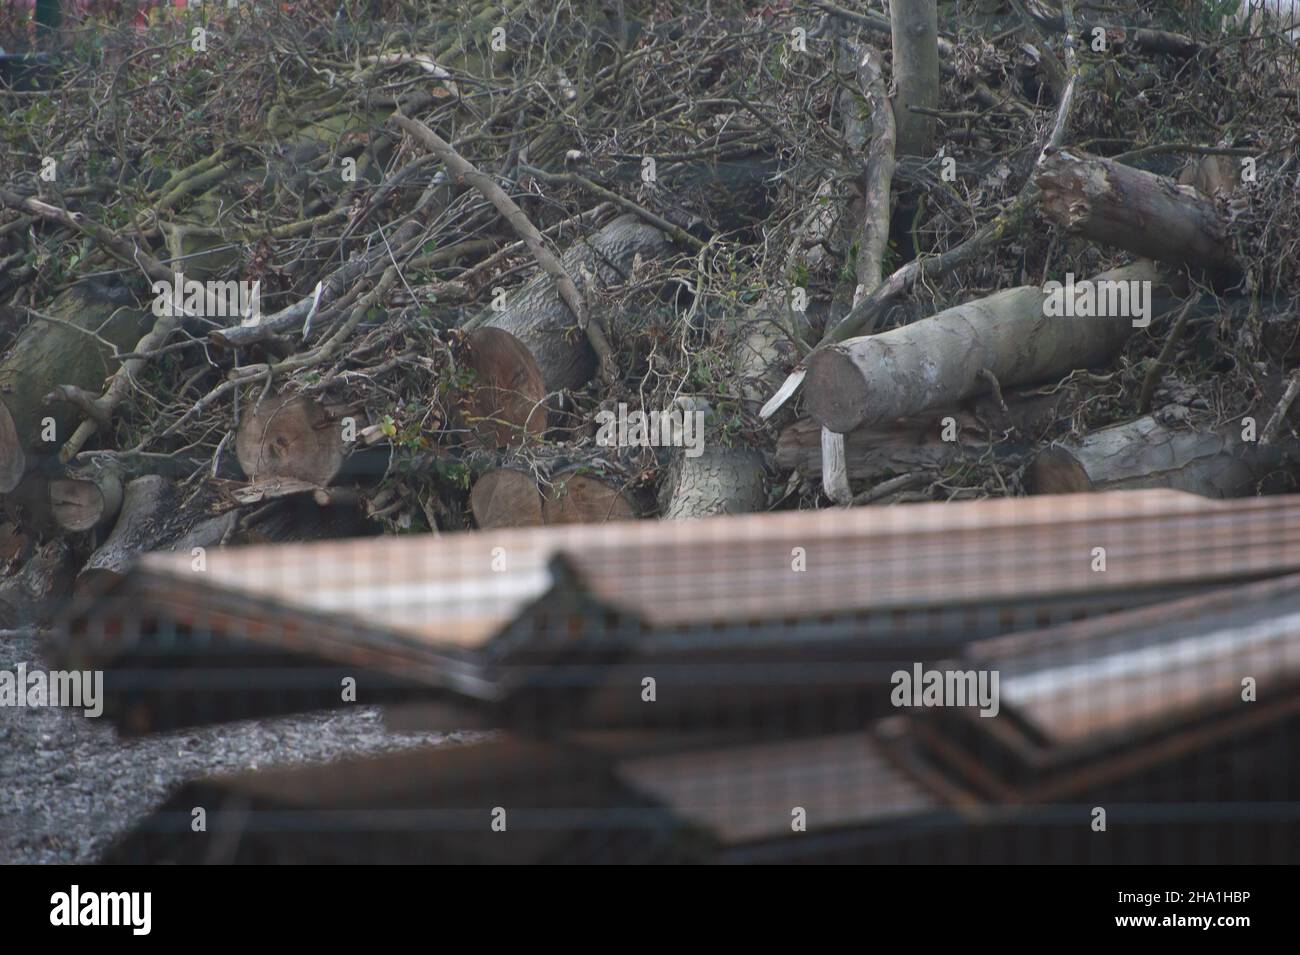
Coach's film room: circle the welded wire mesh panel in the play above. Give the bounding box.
[22,492,1294,864]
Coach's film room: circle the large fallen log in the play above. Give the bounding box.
[464,215,673,392]
[806,262,1175,434]
[778,421,1003,497]
[776,384,1088,479]
[1027,415,1295,497]
[1034,150,1238,272]
[0,280,152,493]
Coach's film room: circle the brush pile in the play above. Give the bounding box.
[2,1,1300,622]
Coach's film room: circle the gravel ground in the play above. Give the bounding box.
[0,629,469,864]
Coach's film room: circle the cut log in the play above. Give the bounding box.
[1027,416,1294,498]
[467,215,673,392]
[541,470,638,525]
[77,475,235,594]
[235,392,347,484]
[462,327,547,449]
[778,417,996,480]
[0,279,152,493]
[777,385,1090,479]
[1035,150,1237,272]
[659,447,767,520]
[48,467,124,532]
[77,475,177,594]
[0,538,72,629]
[470,468,545,529]
[1178,153,1237,200]
[806,262,1174,434]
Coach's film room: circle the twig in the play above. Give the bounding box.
[1138,293,1201,414]
[1263,368,1300,446]
[0,189,172,283]
[391,113,619,388]
[519,164,704,252]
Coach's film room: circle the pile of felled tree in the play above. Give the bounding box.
[2,0,1300,627]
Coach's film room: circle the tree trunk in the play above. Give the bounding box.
[1027,416,1294,497]
[889,0,940,158]
[0,280,151,493]
[805,262,1173,433]
[659,448,767,520]
[467,215,673,392]
[1035,150,1237,272]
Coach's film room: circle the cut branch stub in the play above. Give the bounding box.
[462,327,547,449]
[1034,150,1237,272]
[469,468,545,529]
[235,392,346,485]
[541,470,638,525]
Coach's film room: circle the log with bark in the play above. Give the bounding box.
[0,280,152,493]
[464,214,673,393]
[1027,415,1296,498]
[76,475,234,594]
[805,262,1176,434]
[776,383,1090,480]
[48,466,124,532]
[0,538,72,630]
[658,447,767,520]
[1035,150,1238,272]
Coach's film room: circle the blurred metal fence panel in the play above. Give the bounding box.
[51,489,1300,863]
